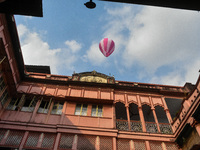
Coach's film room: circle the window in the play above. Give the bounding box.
[91,105,103,117]
[21,96,37,112]
[0,90,8,105]
[75,104,88,116]
[38,98,52,114]
[0,75,5,91]
[0,75,9,105]
[51,102,64,115]
[7,98,20,110]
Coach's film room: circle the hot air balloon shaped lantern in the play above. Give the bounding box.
[99,38,115,57]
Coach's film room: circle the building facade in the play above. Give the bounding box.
[0,14,200,150]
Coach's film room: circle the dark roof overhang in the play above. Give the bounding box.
[5,14,25,80]
[100,0,200,11]
[175,123,193,148]
[0,0,43,17]
[192,103,200,122]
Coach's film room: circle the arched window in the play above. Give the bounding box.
[115,102,128,131]
[142,104,154,122]
[115,102,127,120]
[155,105,173,134]
[155,106,168,123]
[129,103,142,132]
[129,103,140,121]
[142,104,157,133]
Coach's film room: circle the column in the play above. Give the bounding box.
[112,104,116,129]
[37,133,44,148]
[126,105,131,130]
[137,95,146,132]
[195,123,200,136]
[30,98,42,122]
[0,130,10,145]
[161,142,167,150]
[162,97,173,123]
[45,98,54,124]
[130,140,135,150]
[95,136,100,150]
[59,101,67,124]
[72,135,78,150]
[125,93,131,130]
[0,97,11,118]
[162,97,174,133]
[19,131,29,150]
[53,133,61,150]
[112,137,117,150]
[145,141,151,150]
[149,96,161,133]
[152,108,161,133]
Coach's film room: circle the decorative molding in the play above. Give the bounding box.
[71,71,115,84]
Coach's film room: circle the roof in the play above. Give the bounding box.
[25,65,51,74]
[100,0,200,11]
[0,0,42,17]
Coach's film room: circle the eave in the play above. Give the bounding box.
[100,0,200,11]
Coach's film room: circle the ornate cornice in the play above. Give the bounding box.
[71,71,115,84]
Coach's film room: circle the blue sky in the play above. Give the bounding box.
[15,0,200,86]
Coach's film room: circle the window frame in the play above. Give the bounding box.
[0,75,6,91]
[91,105,103,117]
[21,96,37,112]
[37,98,52,114]
[51,101,64,115]
[0,89,8,105]
[6,98,19,110]
[75,104,88,116]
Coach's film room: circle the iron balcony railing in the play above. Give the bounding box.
[130,120,142,132]
[145,122,158,133]
[116,119,129,131]
[116,120,173,134]
[159,123,173,134]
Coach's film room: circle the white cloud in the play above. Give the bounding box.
[150,72,184,86]
[17,5,200,86]
[65,40,82,53]
[17,24,28,38]
[124,7,200,71]
[83,42,106,66]
[98,6,200,85]
[17,24,80,74]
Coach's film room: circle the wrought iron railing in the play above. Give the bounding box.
[116,120,173,134]
[145,122,158,133]
[116,119,129,131]
[159,123,173,134]
[130,121,142,132]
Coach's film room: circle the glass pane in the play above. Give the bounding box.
[57,103,63,114]
[91,105,97,116]
[51,103,63,115]
[0,90,8,105]
[43,109,48,114]
[75,104,81,115]
[38,101,49,113]
[21,98,34,112]
[38,108,44,113]
[97,106,103,117]
[7,98,18,110]
[81,104,88,116]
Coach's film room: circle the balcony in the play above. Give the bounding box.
[130,120,142,132]
[116,120,173,134]
[146,122,158,133]
[116,120,142,132]
[116,119,129,131]
[159,123,173,134]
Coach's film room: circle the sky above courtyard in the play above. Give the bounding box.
[15,0,200,86]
